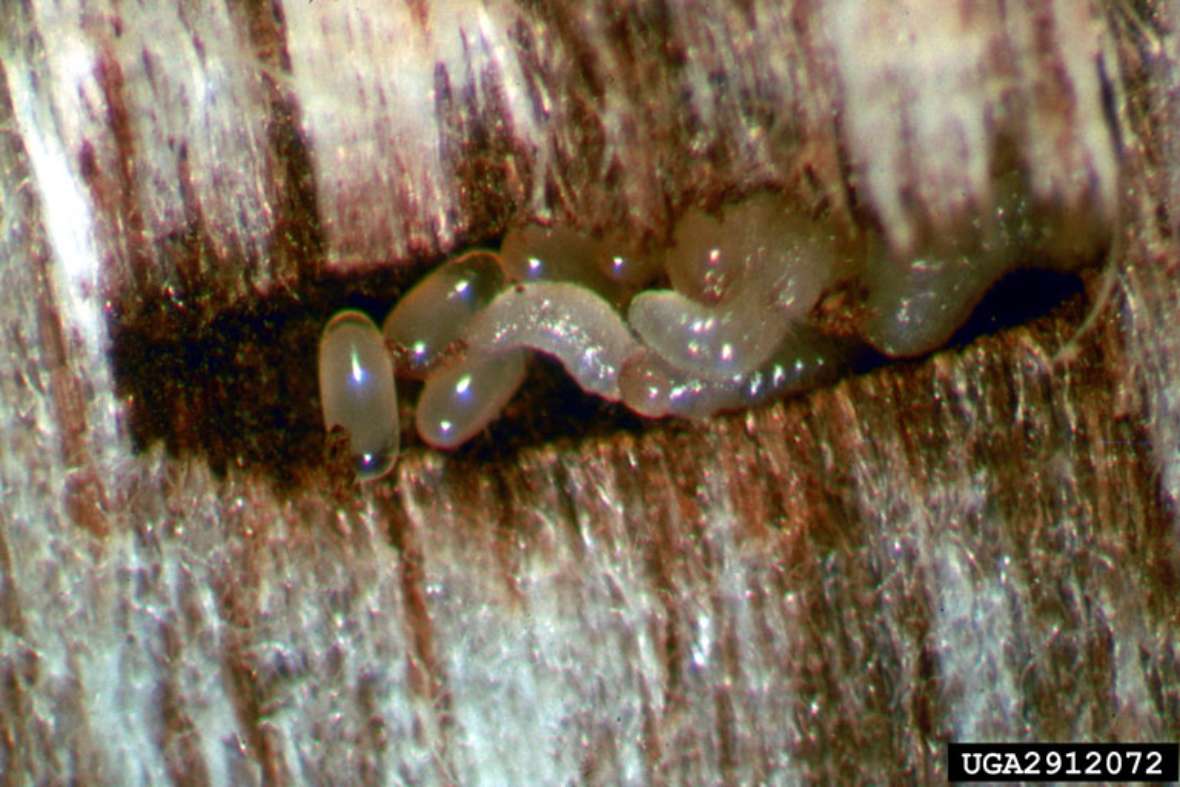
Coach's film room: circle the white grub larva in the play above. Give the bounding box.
[662,194,838,305]
[627,287,790,382]
[861,178,1075,357]
[663,209,744,304]
[862,245,1013,357]
[619,324,852,419]
[415,348,529,449]
[382,250,506,378]
[632,196,841,380]
[463,281,641,401]
[317,309,400,480]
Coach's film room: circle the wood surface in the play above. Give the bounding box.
[1,1,1178,784]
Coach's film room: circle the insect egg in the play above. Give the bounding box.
[382,250,506,378]
[500,225,619,293]
[595,232,663,290]
[499,224,665,309]
[415,348,529,449]
[318,309,400,480]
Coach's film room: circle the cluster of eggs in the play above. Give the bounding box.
[319,189,1067,480]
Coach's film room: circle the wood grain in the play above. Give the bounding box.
[1,1,1177,784]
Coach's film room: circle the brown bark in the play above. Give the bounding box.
[1,1,1178,784]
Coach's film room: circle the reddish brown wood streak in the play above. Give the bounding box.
[35,249,110,536]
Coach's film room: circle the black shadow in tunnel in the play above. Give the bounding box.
[107,266,653,488]
[947,267,1086,349]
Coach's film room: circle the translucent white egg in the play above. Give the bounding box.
[318,309,400,480]
[415,349,528,449]
[500,225,663,306]
[595,232,663,290]
[500,225,622,296]
[382,250,506,378]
